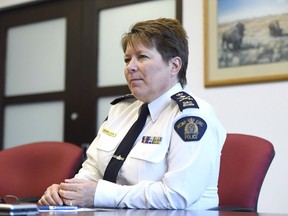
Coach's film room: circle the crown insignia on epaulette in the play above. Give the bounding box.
[171,91,199,111]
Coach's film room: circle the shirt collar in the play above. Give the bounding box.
[148,83,183,122]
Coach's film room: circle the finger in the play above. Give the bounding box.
[60,182,79,192]
[43,193,60,206]
[51,193,63,205]
[38,194,55,206]
[62,198,76,207]
[41,185,63,206]
[49,187,63,205]
[58,188,78,200]
[38,195,47,206]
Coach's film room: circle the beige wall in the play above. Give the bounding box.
[184,0,288,214]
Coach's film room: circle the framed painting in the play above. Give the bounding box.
[204,0,288,87]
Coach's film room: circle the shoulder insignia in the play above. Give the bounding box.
[174,116,207,142]
[110,94,135,105]
[171,91,199,111]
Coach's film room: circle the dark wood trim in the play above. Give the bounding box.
[94,0,153,9]
[0,0,48,13]
[0,13,6,148]
[176,0,183,23]
[95,86,130,97]
[4,92,65,104]
[63,0,85,145]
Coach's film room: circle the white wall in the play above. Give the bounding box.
[1,0,288,214]
[183,0,288,214]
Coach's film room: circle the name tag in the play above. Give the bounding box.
[102,128,116,137]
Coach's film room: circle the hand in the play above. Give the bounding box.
[38,184,64,206]
[59,178,97,207]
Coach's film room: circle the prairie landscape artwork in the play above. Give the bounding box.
[218,0,288,68]
[204,0,288,86]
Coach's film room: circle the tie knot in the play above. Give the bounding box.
[140,103,149,117]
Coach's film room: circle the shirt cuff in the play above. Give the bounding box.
[94,179,118,207]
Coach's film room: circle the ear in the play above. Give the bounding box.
[170,57,182,75]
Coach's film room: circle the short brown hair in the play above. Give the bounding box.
[121,18,189,86]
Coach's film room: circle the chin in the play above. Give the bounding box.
[130,87,140,95]
[131,92,145,102]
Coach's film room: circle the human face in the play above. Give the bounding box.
[124,43,178,103]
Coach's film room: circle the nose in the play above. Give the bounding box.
[127,58,137,73]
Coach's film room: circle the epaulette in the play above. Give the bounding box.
[171,91,199,111]
[110,94,135,105]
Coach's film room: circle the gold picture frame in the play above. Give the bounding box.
[204,0,288,87]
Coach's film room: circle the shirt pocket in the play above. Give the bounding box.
[129,140,169,163]
[96,132,120,152]
[95,132,122,174]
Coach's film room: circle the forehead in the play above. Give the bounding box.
[125,41,156,54]
[125,35,154,49]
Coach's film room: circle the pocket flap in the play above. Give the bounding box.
[129,140,168,163]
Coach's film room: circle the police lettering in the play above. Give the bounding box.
[195,120,204,127]
[185,134,198,140]
[177,120,186,129]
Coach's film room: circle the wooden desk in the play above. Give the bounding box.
[37,209,288,216]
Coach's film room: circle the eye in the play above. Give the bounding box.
[138,55,149,60]
[124,57,131,64]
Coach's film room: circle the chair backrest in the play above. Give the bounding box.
[0,141,83,200]
[218,133,275,212]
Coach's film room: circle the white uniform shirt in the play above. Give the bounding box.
[75,83,226,210]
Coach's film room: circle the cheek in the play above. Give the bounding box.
[149,65,170,81]
[124,68,129,80]
[141,61,170,85]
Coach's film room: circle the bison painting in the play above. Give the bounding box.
[269,20,283,37]
[222,22,245,51]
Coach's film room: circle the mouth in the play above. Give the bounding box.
[130,78,142,83]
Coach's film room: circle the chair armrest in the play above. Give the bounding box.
[209,206,255,212]
[19,196,41,203]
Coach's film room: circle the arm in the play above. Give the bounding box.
[38,123,106,207]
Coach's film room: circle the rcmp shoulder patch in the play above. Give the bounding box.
[174,116,207,142]
[171,91,199,111]
[110,94,135,105]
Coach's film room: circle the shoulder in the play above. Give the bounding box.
[171,91,213,142]
[106,94,138,122]
[171,90,214,114]
[171,91,199,111]
[110,94,136,105]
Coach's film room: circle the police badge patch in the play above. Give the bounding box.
[174,116,207,141]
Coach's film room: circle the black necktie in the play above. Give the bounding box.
[103,103,149,183]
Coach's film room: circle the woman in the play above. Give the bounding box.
[39,18,226,210]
